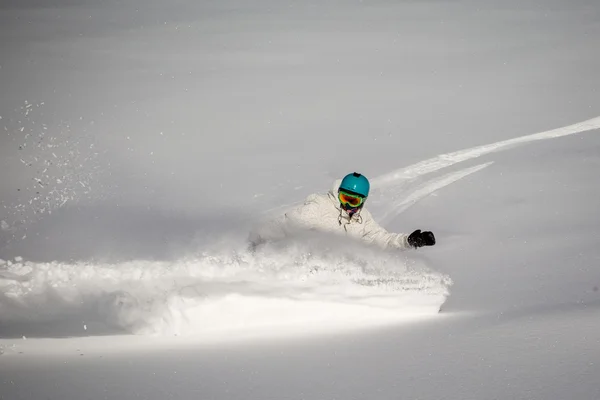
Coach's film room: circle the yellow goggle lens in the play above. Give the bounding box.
[339,191,364,207]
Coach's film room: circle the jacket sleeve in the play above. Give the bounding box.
[360,209,411,250]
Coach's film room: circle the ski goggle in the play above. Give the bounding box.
[338,190,365,208]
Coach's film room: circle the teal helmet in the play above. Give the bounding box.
[339,172,370,198]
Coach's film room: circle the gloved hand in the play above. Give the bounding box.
[407,229,436,248]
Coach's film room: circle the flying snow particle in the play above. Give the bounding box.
[0,220,9,231]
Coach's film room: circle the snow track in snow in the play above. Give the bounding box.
[369,116,600,220]
[374,162,493,225]
[372,116,600,186]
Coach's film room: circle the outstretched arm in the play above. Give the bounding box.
[361,211,411,250]
[361,210,436,250]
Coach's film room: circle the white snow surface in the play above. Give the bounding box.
[1,0,600,399]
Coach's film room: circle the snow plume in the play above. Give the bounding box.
[0,235,451,340]
[0,101,103,229]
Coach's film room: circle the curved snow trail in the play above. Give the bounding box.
[372,116,600,187]
[0,238,451,339]
[376,162,493,225]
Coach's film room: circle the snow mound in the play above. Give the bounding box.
[0,237,451,339]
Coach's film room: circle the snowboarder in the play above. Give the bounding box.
[249,172,436,250]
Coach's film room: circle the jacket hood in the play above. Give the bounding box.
[330,179,342,196]
[328,179,342,208]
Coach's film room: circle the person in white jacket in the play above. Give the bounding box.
[249,172,436,250]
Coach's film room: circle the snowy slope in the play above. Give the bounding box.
[1,0,600,399]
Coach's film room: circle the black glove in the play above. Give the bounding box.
[407,229,436,248]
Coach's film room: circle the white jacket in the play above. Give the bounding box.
[250,181,411,250]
